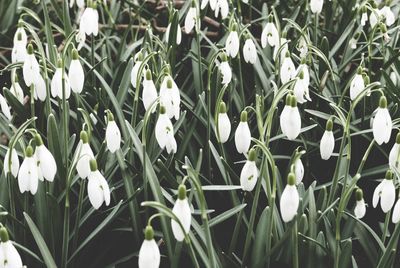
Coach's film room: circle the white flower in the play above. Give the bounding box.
[380,6,395,27]
[261,20,279,48]
[390,71,397,86]
[87,159,111,209]
[389,133,400,174]
[33,74,47,102]
[219,60,232,85]
[0,228,23,268]
[349,37,357,50]
[80,5,99,36]
[280,173,299,222]
[225,29,240,58]
[361,12,368,26]
[320,120,335,160]
[280,53,296,84]
[243,38,257,64]
[240,149,258,191]
[214,0,229,19]
[142,70,158,112]
[138,226,160,268]
[372,96,392,145]
[280,95,301,140]
[155,107,177,154]
[235,111,251,154]
[3,148,19,178]
[372,171,395,213]
[76,131,94,179]
[105,113,121,153]
[34,135,57,182]
[131,52,143,89]
[51,61,71,99]
[201,0,217,10]
[297,36,308,58]
[10,77,24,104]
[171,185,191,241]
[18,146,39,195]
[13,26,27,46]
[12,42,27,64]
[184,7,197,34]
[392,199,400,223]
[23,44,40,87]
[160,76,180,120]
[69,49,85,94]
[354,194,366,219]
[294,158,304,185]
[76,29,86,51]
[0,94,12,121]
[217,102,231,143]
[369,8,380,28]
[350,69,365,100]
[165,22,182,45]
[310,0,323,14]
[293,70,310,104]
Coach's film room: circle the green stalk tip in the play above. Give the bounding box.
[145,225,154,240]
[89,159,98,172]
[287,173,296,186]
[240,111,248,122]
[178,184,187,200]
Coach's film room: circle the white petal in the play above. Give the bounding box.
[219,62,232,85]
[184,8,196,34]
[18,157,38,195]
[234,122,251,154]
[280,57,296,84]
[354,199,366,219]
[106,121,121,153]
[138,239,160,268]
[88,170,109,209]
[2,241,23,268]
[217,113,231,143]
[34,74,47,102]
[131,61,142,88]
[280,185,299,222]
[320,130,335,160]
[0,94,12,121]
[350,74,364,100]
[392,199,400,223]
[36,145,57,182]
[240,160,258,191]
[243,39,257,64]
[171,198,191,241]
[381,179,395,213]
[142,79,158,112]
[294,159,304,184]
[23,54,40,87]
[372,181,383,208]
[373,108,392,145]
[76,142,94,179]
[282,107,301,140]
[4,148,19,178]
[310,0,324,14]
[389,143,400,173]
[155,114,174,151]
[225,31,239,58]
[69,59,85,93]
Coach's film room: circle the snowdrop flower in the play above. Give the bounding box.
[354,188,366,219]
[369,8,380,28]
[165,22,182,45]
[361,7,368,26]
[280,94,301,140]
[243,37,257,64]
[70,0,85,8]
[34,134,57,182]
[3,148,19,178]
[297,36,308,58]
[349,33,359,50]
[219,53,232,85]
[280,172,300,222]
[217,101,231,143]
[215,0,229,19]
[105,111,121,153]
[142,70,158,112]
[380,23,391,43]
[18,146,39,195]
[372,96,392,145]
[184,5,197,34]
[235,111,251,154]
[280,52,296,84]
[51,59,71,99]
[69,49,85,94]
[87,159,111,209]
[155,106,177,154]
[350,67,365,100]
[11,32,27,63]
[10,75,24,104]
[380,6,395,27]
[0,227,23,268]
[294,158,304,185]
[372,170,395,213]
[389,132,400,174]
[273,37,289,62]
[33,74,47,102]
[240,149,258,191]
[225,23,239,58]
[23,44,40,87]
[138,225,160,268]
[320,119,335,160]
[171,184,191,241]
[76,131,94,179]
[201,0,217,10]
[131,52,143,89]
[0,94,12,121]
[310,0,323,14]
[76,30,86,51]
[160,75,180,120]
[261,16,279,48]
[13,23,27,46]
[79,1,99,36]
[392,198,400,223]
[293,69,311,104]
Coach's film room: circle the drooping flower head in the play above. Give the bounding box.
[138,225,160,268]
[280,172,300,222]
[18,145,39,195]
[261,15,279,48]
[354,188,366,219]
[372,170,395,213]
[184,2,197,34]
[51,58,71,99]
[142,69,158,112]
[87,158,111,209]
[219,52,232,85]
[131,51,144,89]
[171,184,191,241]
[0,226,23,267]
[69,48,85,94]
[280,94,301,140]
[372,95,392,145]
[235,110,251,154]
[76,130,95,179]
[280,52,296,84]
[23,43,40,87]
[34,134,57,182]
[155,105,177,154]
[320,118,335,160]
[225,22,239,58]
[243,35,257,64]
[105,111,121,153]
[310,0,324,14]
[240,148,258,191]
[217,101,231,143]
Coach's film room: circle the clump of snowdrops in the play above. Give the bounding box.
[0,0,400,267]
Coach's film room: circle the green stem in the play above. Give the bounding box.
[293,219,299,268]
[381,211,391,244]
